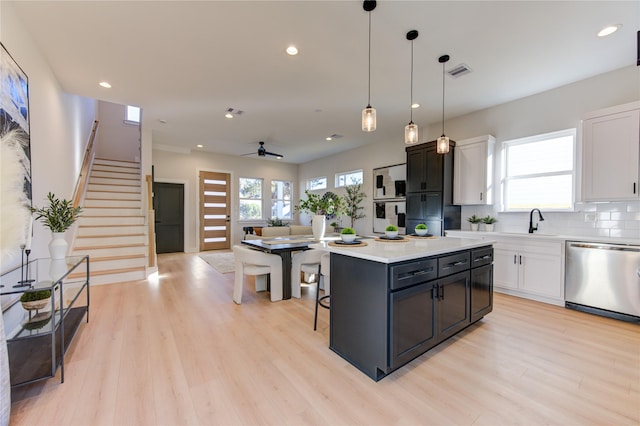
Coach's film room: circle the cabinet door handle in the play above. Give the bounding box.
[412,268,433,276]
[634,182,637,194]
[513,255,517,264]
[519,255,522,265]
[480,192,483,201]
[474,255,491,262]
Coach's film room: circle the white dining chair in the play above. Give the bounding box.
[291,248,326,299]
[232,245,283,304]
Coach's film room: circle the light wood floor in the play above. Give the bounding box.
[9,252,640,425]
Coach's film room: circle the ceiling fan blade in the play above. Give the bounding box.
[264,150,284,158]
[240,152,257,156]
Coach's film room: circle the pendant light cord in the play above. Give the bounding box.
[410,39,414,123]
[367,11,372,106]
[441,60,445,135]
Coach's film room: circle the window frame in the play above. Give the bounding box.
[335,169,363,188]
[238,177,263,220]
[270,179,293,220]
[306,176,327,191]
[500,128,576,212]
[125,105,141,125]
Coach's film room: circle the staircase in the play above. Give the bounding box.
[70,158,148,285]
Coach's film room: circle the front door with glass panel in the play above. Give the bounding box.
[200,171,231,251]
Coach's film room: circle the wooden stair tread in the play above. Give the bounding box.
[74,243,145,250]
[69,266,144,278]
[90,254,146,262]
[77,233,145,238]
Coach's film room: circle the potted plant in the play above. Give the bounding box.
[343,183,366,228]
[384,224,399,239]
[414,223,429,236]
[32,192,82,259]
[295,190,344,240]
[267,218,286,227]
[340,227,357,243]
[482,215,497,232]
[467,214,482,231]
[20,288,53,312]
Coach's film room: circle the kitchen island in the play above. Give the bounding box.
[311,236,494,381]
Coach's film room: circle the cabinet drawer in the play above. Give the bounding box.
[438,251,470,277]
[390,259,438,290]
[471,247,493,268]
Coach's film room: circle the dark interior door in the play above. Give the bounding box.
[154,182,184,253]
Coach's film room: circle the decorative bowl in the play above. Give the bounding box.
[385,230,399,238]
[341,233,357,243]
[21,298,49,311]
[415,228,429,236]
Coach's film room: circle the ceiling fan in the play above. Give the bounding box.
[241,141,284,159]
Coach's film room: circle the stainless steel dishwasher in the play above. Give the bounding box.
[565,241,640,323]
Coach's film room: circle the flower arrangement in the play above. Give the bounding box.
[31,192,82,233]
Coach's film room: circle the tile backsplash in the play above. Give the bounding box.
[460,201,640,240]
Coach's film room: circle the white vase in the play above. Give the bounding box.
[49,232,68,259]
[470,223,479,231]
[312,215,326,240]
[484,224,494,232]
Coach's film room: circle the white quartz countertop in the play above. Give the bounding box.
[445,230,639,246]
[309,236,493,264]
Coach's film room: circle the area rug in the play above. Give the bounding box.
[199,252,235,274]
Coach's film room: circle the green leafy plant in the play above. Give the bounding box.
[267,218,286,227]
[341,227,356,235]
[482,215,497,224]
[343,183,366,227]
[385,225,398,232]
[32,192,82,232]
[415,223,428,230]
[20,289,52,303]
[295,190,344,218]
[467,214,482,224]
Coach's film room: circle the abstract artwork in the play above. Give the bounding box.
[1,42,31,270]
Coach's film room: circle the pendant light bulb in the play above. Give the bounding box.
[362,1,377,132]
[437,54,450,154]
[405,29,419,145]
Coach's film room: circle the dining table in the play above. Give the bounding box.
[241,236,337,300]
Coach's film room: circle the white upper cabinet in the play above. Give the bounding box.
[453,135,495,205]
[582,102,640,201]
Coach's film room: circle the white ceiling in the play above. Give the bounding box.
[9,1,639,164]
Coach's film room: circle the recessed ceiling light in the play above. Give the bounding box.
[286,46,298,56]
[224,113,234,119]
[158,119,167,124]
[598,24,622,37]
[411,103,420,109]
[196,144,203,148]
[326,137,332,141]
[99,81,111,88]
[225,107,243,119]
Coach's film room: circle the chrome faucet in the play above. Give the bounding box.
[528,208,544,233]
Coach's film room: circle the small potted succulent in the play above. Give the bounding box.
[20,288,53,311]
[384,224,399,239]
[467,214,482,231]
[340,227,357,243]
[482,215,497,231]
[414,223,429,236]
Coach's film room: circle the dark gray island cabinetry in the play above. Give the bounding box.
[321,238,493,381]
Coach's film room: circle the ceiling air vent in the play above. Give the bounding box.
[447,63,472,78]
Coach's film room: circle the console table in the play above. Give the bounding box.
[0,255,89,387]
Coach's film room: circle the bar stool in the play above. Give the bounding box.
[314,252,331,330]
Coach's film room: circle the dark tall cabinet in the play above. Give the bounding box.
[406,141,461,235]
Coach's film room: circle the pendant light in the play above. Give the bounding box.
[404,30,419,145]
[362,0,377,132]
[437,54,450,154]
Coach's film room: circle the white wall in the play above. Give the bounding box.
[95,101,140,162]
[299,65,640,240]
[1,2,97,268]
[152,148,298,252]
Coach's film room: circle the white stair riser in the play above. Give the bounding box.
[76,234,146,246]
[92,165,140,174]
[90,270,147,286]
[84,199,142,208]
[87,183,140,194]
[79,216,144,226]
[77,225,146,237]
[94,158,140,168]
[85,191,141,200]
[91,257,147,272]
[82,207,141,216]
[89,176,140,187]
[91,170,140,180]
[72,245,147,257]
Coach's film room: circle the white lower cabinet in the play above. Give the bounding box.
[493,237,564,305]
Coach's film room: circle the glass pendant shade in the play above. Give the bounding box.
[437,135,450,154]
[405,122,418,144]
[362,105,376,132]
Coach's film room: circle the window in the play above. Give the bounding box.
[501,129,576,211]
[239,177,262,220]
[306,176,327,191]
[271,180,292,219]
[125,105,140,124]
[335,169,363,188]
